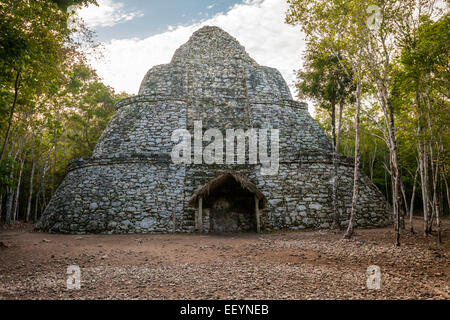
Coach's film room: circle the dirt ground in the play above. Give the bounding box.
[0,218,449,300]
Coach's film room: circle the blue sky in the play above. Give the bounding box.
[86,0,245,41]
[77,0,308,111]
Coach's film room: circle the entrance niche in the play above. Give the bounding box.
[188,171,267,233]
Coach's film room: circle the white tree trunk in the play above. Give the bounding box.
[409,168,419,233]
[344,79,361,239]
[26,137,36,222]
[12,157,25,221]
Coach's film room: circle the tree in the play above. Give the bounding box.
[0,0,66,164]
[286,0,447,244]
[0,0,125,224]
[0,0,98,163]
[296,39,354,229]
[287,0,376,240]
[391,14,449,240]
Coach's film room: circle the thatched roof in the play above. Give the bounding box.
[188,170,267,208]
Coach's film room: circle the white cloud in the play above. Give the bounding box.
[84,0,310,112]
[77,0,143,28]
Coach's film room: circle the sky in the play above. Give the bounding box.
[75,0,309,111]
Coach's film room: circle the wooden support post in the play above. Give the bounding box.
[172,206,176,233]
[255,195,261,233]
[195,204,198,230]
[198,197,203,232]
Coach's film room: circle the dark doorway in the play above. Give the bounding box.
[206,176,256,232]
[189,171,267,233]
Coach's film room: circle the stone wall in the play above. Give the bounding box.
[39,159,186,234]
[254,160,391,230]
[39,155,391,234]
[93,99,187,158]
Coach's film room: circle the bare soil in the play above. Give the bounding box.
[0,218,449,300]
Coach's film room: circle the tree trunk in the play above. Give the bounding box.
[400,179,409,230]
[52,127,56,195]
[13,157,25,221]
[369,142,377,181]
[427,146,436,236]
[33,183,39,223]
[34,153,52,222]
[420,147,430,235]
[0,70,21,164]
[436,184,441,244]
[416,90,432,236]
[386,102,401,246]
[409,168,419,233]
[26,136,36,222]
[376,79,401,246]
[255,195,261,233]
[441,166,450,215]
[384,159,389,197]
[426,93,441,239]
[331,101,340,229]
[430,144,441,243]
[344,79,361,239]
[5,169,14,224]
[4,145,20,225]
[32,130,64,223]
[336,99,344,152]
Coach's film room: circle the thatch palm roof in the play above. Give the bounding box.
[188,170,267,208]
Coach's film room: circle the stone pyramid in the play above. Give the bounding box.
[38,26,391,234]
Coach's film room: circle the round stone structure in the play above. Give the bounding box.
[38,26,391,234]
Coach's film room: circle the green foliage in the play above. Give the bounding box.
[51,0,97,11]
[297,39,354,111]
[0,157,17,193]
[0,0,64,130]
[65,64,120,158]
[0,0,124,222]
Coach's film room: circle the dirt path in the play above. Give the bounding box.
[0,218,449,300]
